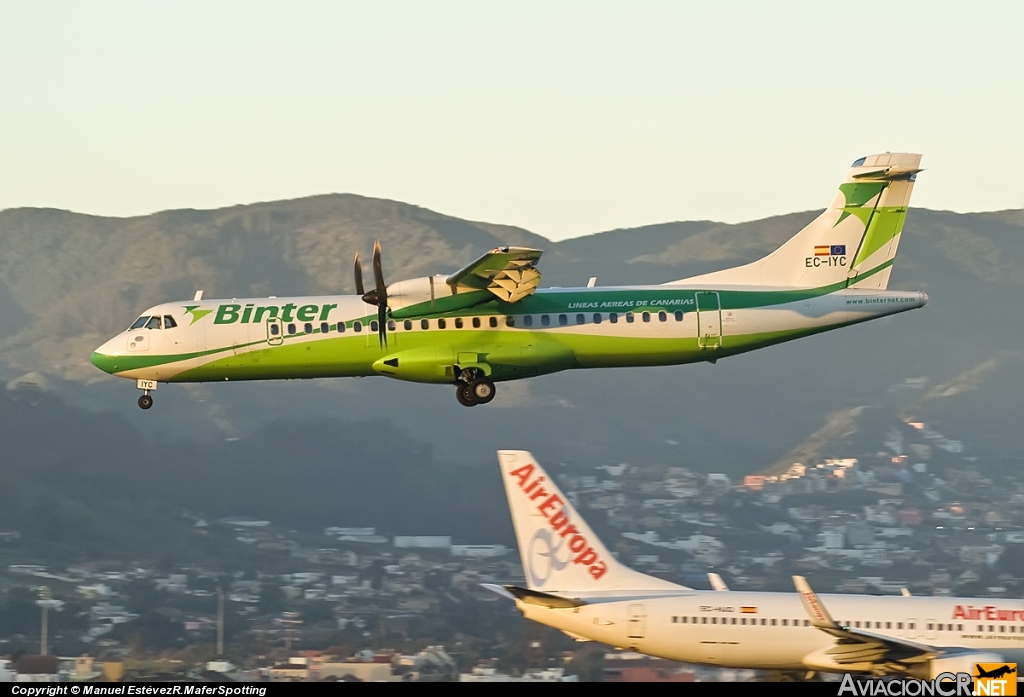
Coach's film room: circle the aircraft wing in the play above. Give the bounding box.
[794,576,941,672]
[446,247,543,303]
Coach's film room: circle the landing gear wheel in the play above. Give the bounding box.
[469,378,495,404]
[138,394,153,410]
[455,383,477,407]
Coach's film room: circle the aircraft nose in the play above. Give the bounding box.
[91,339,120,374]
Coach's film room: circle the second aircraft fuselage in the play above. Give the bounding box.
[519,590,1024,672]
[91,284,928,385]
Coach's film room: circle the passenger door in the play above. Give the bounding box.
[627,604,646,639]
[695,291,722,350]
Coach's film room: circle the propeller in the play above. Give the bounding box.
[353,252,365,297]
[358,240,389,348]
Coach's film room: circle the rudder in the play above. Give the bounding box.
[669,153,922,290]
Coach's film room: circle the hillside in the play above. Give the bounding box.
[0,195,1021,481]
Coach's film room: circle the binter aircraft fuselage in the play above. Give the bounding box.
[91,153,928,409]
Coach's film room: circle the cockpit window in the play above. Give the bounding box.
[130,316,150,330]
[163,315,177,329]
[145,316,162,330]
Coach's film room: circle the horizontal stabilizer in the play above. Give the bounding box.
[503,585,586,609]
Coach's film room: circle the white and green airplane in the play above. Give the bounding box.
[92,152,927,409]
[488,450,1018,679]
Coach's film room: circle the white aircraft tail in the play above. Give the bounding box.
[670,153,922,290]
[497,450,685,595]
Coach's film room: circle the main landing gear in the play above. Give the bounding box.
[454,368,495,407]
[138,394,153,410]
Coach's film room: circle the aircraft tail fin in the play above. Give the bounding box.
[669,153,922,290]
[497,450,686,594]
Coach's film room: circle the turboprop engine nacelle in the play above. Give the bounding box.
[387,275,494,319]
[385,275,456,312]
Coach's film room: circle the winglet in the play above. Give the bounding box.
[708,572,729,592]
[794,576,840,629]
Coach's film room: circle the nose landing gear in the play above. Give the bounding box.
[454,368,495,407]
[136,379,157,410]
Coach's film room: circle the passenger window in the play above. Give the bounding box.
[489,317,498,328]
[455,318,463,329]
[505,316,515,327]
[145,316,162,330]
[321,322,329,334]
[387,320,395,331]
[658,311,667,322]
[675,311,683,321]
[576,314,585,325]
[593,313,601,324]
[304,323,313,334]
[130,316,149,330]
[625,312,634,323]
[771,619,777,626]
[404,320,413,331]
[270,324,280,336]
[421,319,429,330]
[472,317,480,328]
[370,321,378,332]
[523,316,533,327]
[541,315,551,327]
[163,315,177,329]
[642,312,651,323]
[438,319,447,329]
[609,313,618,323]
[354,321,362,332]
[782,619,788,626]
[558,314,567,326]
[288,323,296,335]
[337,322,345,333]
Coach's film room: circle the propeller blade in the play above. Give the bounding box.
[354,252,365,297]
[372,240,388,348]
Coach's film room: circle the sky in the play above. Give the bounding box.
[1,2,1022,240]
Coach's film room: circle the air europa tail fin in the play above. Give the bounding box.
[497,450,685,594]
[669,153,922,290]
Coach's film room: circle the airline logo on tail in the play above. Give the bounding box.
[507,463,609,583]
